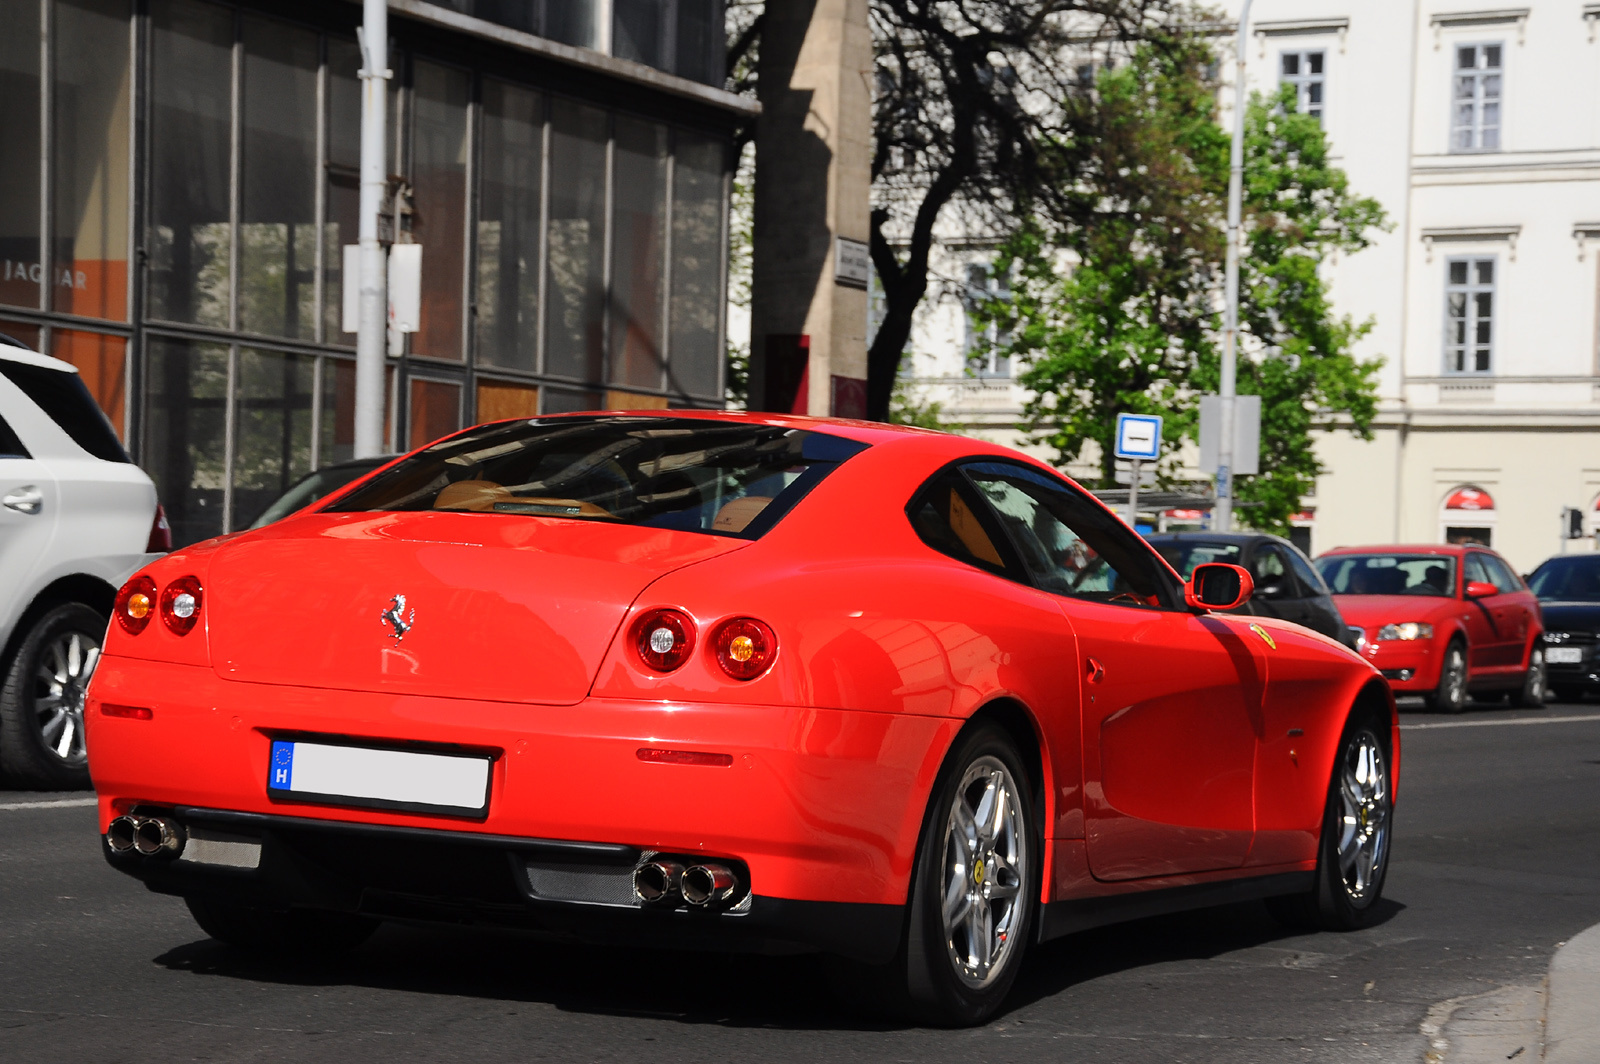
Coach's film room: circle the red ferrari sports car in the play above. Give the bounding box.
[1317,544,1545,712]
[87,412,1397,1025]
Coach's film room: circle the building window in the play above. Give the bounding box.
[1279,50,1324,123]
[1452,43,1502,152]
[963,264,1010,379]
[1445,257,1495,374]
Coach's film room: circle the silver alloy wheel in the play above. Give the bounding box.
[32,630,98,763]
[1440,645,1466,708]
[1336,731,1389,902]
[1525,648,1545,702]
[940,755,1028,989]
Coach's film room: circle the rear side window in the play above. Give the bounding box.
[0,360,128,463]
[1481,553,1522,594]
[0,412,29,459]
[326,417,869,539]
[906,470,1019,578]
[1286,544,1329,595]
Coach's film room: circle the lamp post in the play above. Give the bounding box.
[353,0,389,458]
[1215,0,1252,533]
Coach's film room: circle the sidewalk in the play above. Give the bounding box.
[1431,921,1600,1063]
[1545,921,1600,1063]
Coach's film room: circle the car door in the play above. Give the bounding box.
[1283,542,1348,642]
[0,403,60,637]
[959,460,1266,881]
[1481,552,1535,669]
[1460,551,1512,674]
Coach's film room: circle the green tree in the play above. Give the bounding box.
[981,47,1386,535]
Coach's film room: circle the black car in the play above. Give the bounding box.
[1527,553,1600,701]
[1144,531,1357,647]
[246,455,396,529]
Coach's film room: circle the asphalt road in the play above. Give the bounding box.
[3,699,1599,1064]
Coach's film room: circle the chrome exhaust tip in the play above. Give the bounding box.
[680,862,737,908]
[132,816,185,858]
[633,859,684,905]
[106,815,139,854]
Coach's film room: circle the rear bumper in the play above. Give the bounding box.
[104,806,905,962]
[86,654,961,958]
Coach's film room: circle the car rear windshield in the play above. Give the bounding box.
[1317,554,1456,597]
[0,359,129,463]
[1149,540,1242,578]
[1528,556,1600,602]
[324,417,869,538]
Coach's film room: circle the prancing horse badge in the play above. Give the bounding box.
[381,593,415,643]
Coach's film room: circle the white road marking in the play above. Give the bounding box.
[1401,713,1600,731]
[0,797,97,811]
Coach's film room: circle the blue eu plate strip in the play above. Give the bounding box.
[269,740,295,790]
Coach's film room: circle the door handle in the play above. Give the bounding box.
[1085,657,1105,684]
[2,485,42,515]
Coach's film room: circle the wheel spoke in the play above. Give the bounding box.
[972,776,999,843]
[54,714,77,758]
[985,777,1009,842]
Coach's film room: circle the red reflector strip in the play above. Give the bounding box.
[100,704,153,720]
[635,748,733,768]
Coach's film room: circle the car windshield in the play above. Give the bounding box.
[249,459,391,528]
[1528,556,1600,602]
[324,417,869,539]
[1150,540,1243,579]
[1318,554,1457,597]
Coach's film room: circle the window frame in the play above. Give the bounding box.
[946,457,1186,610]
[1443,255,1496,376]
[1450,40,1504,154]
[1278,48,1326,124]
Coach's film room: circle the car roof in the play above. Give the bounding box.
[1319,544,1474,558]
[0,341,79,375]
[491,409,950,448]
[1144,531,1278,545]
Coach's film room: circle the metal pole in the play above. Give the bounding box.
[354,0,390,458]
[1127,459,1141,528]
[1216,0,1253,533]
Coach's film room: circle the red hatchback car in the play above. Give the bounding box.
[88,413,1396,1025]
[1317,544,1545,712]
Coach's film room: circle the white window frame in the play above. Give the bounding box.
[961,263,1011,379]
[1278,49,1325,124]
[1443,255,1496,375]
[1451,41,1503,153]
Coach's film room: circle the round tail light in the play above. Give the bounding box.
[114,575,157,634]
[633,608,696,672]
[159,576,204,635]
[711,618,777,680]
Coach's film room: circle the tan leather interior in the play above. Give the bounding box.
[949,489,1005,566]
[713,496,772,533]
[434,480,509,511]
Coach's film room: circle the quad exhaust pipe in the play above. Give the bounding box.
[106,815,185,858]
[632,857,741,910]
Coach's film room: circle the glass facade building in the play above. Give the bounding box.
[0,0,738,546]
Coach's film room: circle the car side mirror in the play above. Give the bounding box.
[1185,563,1255,611]
[1465,580,1497,599]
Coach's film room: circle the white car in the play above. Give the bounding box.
[0,335,167,789]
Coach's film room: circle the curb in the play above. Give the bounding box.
[1545,922,1600,1063]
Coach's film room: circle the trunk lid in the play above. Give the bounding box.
[207,512,744,703]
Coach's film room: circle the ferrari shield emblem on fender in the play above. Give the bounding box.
[381,593,415,643]
[1249,623,1276,650]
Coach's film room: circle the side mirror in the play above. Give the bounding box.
[1185,563,1255,611]
[1465,580,1498,599]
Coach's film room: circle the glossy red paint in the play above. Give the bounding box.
[89,411,1390,949]
[1321,543,1543,696]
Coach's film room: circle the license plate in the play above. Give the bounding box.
[1547,647,1584,665]
[268,739,491,817]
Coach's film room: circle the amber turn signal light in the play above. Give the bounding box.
[633,608,696,672]
[159,575,204,636]
[711,617,777,680]
[114,575,157,635]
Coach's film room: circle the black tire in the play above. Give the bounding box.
[1510,647,1546,709]
[1423,639,1468,713]
[1267,715,1393,932]
[0,602,105,789]
[840,722,1039,1027]
[185,897,379,955]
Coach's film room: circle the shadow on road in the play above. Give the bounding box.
[149,895,1403,1030]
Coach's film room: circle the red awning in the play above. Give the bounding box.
[1444,487,1494,512]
